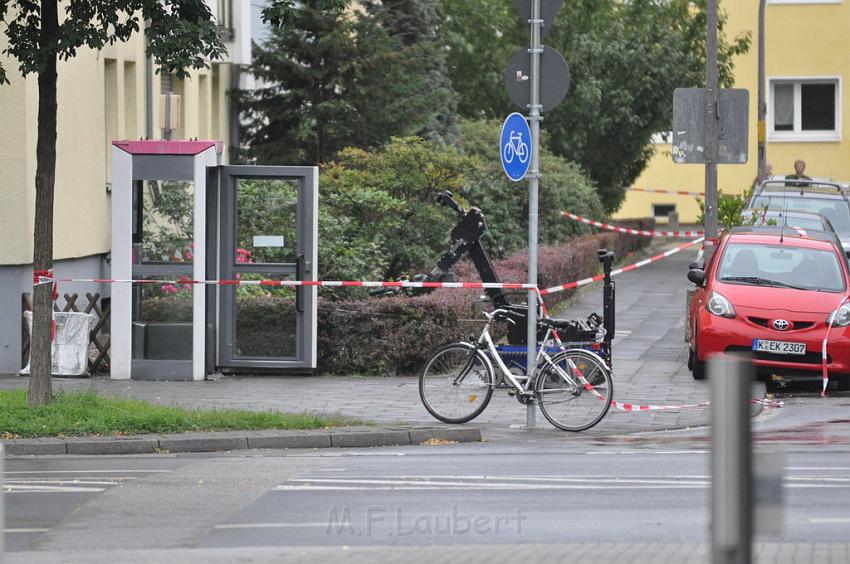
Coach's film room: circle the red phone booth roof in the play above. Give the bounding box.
[112,140,223,155]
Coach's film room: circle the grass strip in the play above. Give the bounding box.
[0,389,360,439]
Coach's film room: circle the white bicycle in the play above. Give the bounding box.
[503,131,529,165]
[419,309,614,432]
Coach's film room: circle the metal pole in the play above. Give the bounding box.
[757,0,767,184]
[1,442,5,560]
[704,0,719,242]
[526,0,542,428]
[710,356,753,564]
[144,20,154,140]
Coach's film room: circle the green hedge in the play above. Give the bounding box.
[141,224,654,376]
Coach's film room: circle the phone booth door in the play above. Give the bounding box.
[210,166,318,373]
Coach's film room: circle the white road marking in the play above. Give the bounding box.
[5,479,135,486]
[4,470,171,474]
[807,518,850,524]
[214,522,345,529]
[274,484,709,491]
[5,528,50,534]
[585,451,710,455]
[272,474,850,492]
[788,467,850,471]
[287,477,711,486]
[4,484,106,493]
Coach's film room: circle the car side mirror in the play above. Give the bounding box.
[687,269,706,286]
[689,260,705,271]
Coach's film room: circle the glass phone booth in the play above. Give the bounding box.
[111,141,317,381]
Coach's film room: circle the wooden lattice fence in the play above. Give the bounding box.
[21,292,111,374]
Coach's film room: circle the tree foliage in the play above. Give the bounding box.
[0,1,225,83]
[238,0,458,165]
[440,0,751,212]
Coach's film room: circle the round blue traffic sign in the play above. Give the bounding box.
[500,113,532,182]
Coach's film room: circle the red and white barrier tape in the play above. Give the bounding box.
[562,211,704,238]
[53,279,538,290]
[539,237,705,296]
[566,352,783,412]
[538,295,783,413]
[822,296,850,397]
[628,187,705,197]
[52,238,703,293]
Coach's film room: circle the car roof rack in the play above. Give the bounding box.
[755,179,846,196]
[729,225,840,245]
[741,209,827,220]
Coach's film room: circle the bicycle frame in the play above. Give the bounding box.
[476,312,581,395]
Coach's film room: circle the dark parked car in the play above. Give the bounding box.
[748,180,850,256]
[741,209,836,234]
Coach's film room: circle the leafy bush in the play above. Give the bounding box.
[695,188,765,232]
[317,129,606,287]
[456,119,606,256]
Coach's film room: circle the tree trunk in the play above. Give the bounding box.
[28,0,59,407]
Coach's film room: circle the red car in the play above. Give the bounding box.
[688,226,850,382]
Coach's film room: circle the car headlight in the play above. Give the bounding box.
[827,303,850,327]
[707,291,736,319]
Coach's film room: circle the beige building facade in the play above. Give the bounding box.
[0,1,253,373]
[616,0,850,223]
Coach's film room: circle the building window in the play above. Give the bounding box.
[653,204,676,219]
[769,78,841,142]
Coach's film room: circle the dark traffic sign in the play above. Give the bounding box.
[514,0,565,39]
[672,88,749,165]
[504,46,570,113]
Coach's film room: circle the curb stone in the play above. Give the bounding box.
[1,426,482,456]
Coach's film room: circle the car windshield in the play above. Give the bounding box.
[751,194,850,238]
[744,212,825,231]
[717,242,846,292]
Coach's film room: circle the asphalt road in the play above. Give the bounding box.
[5,397,850,564]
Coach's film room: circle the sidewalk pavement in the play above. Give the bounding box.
[0,240,762,438]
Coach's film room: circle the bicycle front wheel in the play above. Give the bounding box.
[535,349,613,432]
[419,342,494,424]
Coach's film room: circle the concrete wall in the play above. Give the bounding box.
[616,0,850,222]
[0,255,108,374]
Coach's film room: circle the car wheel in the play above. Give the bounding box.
[692,342,706,380]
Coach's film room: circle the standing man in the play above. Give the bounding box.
[786,159,811,188]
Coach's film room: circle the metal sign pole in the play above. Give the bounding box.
[1,442,5,561]
[757,0,767,184]
[705,0,719,242]
[710,356,753,564]
[526,0,542,428]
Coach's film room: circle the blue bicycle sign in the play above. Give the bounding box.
[500,113,532,182]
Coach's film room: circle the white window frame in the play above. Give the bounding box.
[768,76,841,143]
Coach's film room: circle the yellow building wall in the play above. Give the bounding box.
[0,33,232,265]
[0,49,32,266]
[616,0,850,223]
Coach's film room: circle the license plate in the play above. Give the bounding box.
[752,339,806,355]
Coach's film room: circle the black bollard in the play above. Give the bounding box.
[598,249,615,367]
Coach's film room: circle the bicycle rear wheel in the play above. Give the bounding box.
[419,342,494,424]
[535,349,613,431]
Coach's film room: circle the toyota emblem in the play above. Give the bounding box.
[773,319,790,331]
